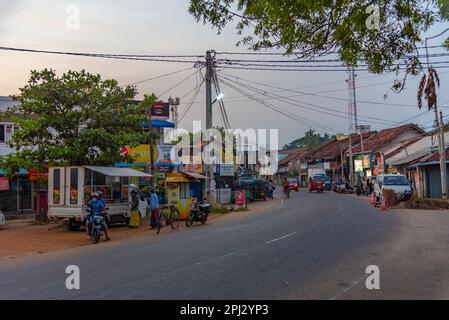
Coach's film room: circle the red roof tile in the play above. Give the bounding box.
[352,124,424,154]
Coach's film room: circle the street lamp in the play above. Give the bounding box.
[212,92,224,104]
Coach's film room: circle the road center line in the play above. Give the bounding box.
[265,232,298,244]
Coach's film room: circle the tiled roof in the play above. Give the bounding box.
[301,132,377,160]
[278,147,310,166]
[352,124,424,154]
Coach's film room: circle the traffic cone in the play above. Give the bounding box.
[380,191,388,212]
[369,192,376,206]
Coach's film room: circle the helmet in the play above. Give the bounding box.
[91,193,99,199]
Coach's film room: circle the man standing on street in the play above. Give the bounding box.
[149,189,159,229]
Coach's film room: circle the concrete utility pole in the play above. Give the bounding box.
[425,29,449,199]
[346,64,356,187]
[205,50,214,203]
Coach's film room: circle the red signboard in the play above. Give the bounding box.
[0,177,9,191]
[235,189,246,206]
[28,170,48,181]
[119,146,129,157]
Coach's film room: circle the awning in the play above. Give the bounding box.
[166,173,191,183]
[184,172,208,180]
[143,120,175,128]
[84,166,152,177]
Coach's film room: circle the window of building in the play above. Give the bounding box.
[53,169,61,205]
[180,183,190,199]
[0,124,5,142]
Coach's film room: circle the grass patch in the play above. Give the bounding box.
[235,207,249,212]
[210,206,231,214]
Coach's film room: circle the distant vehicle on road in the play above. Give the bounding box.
[287,178,299,192]
[373,174,412,201]
[0,210,5,228]
[308,176,325,193]
[314,175,332,191]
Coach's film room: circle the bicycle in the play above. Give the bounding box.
[156,204,180,235]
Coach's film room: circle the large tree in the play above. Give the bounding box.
[0,69,156,175]
[189,0,449,76]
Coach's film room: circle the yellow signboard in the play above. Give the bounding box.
[127,145,158,163]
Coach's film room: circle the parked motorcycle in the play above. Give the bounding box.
[186,198,210,227]
[355,183,368,196]
[85,208,109,244]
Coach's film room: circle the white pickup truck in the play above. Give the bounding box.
[47,166,151,230]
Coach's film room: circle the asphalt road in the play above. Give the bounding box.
[1,190,449,299]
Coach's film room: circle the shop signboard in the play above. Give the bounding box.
[235,189,246,206]
[126,144,158,164]
[28,170,48,181]
[362,155,371,169]
[0,177,9,191]
[151,102,170,120]
[156,144,174,163]
[354,159,363,173]
[218,164,234,177]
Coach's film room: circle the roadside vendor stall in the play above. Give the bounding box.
[48,166,151,229]
[165,172,207,219]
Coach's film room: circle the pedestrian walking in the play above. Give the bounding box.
[283,178,290,199]
[267,179,274,199]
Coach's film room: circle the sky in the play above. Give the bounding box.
[1,0,449,147]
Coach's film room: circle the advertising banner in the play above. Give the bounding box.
[151,102,170,120]
[235,189,246,206]
[0,177,9,191]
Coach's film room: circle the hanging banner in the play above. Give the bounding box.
[0,177,9,191]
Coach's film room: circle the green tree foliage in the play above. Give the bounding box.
[0,69,156,175]
[283,130,334,150]
[189,0,448,75]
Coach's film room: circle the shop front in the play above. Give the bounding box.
[0,169,34,215]
[165,172,207,219]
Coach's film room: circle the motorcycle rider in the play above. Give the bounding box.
[87,193,110,240]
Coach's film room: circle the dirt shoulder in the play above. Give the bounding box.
[0,197,282,261]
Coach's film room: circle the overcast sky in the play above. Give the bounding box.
[1,0,449,147]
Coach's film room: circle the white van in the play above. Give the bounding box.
[48,166,151,230]
[373,174,413,201]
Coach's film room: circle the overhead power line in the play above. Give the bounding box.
[219,71,449,109]
[219,77,337,133]
[0,46,204,64]
[157,68,202,98]
[127,67,196,86]
[215,45,447,55]
[219,74,400,128]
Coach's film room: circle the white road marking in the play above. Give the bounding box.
[224,251,238,257]
[329,276,365,300]
[265,232,298,244]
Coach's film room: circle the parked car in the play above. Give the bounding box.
[287,178,299,192]
[308,176,325,193]
[373,174,413,201]
[0,210,5,228]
